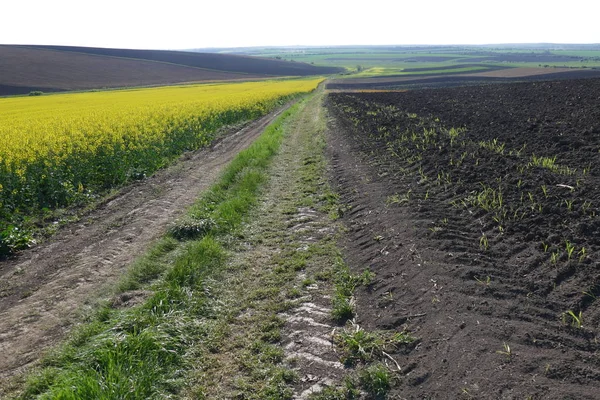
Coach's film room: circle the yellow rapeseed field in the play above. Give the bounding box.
[0,78,321,251]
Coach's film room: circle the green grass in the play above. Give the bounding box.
[359,363,392,398]
[331,260,375,322]
[238,45,600,74]
[334,324,415,367]
[16,96,307,400]
[350,65,489,78]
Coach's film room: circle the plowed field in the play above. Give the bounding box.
[326,78,600,398]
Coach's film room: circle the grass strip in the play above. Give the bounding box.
[17,98,306,399]
[180,86,345,398]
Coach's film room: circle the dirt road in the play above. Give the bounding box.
[0,106,289,385]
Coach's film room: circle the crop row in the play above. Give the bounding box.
[0,79,322,254]
[327,92,599,314]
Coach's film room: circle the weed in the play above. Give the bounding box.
[308,380,360,400]
[334,323,414,366]
[331,260,375,322]
[386,190,411,206]
[332,294,355,322]
[359,363,392,398]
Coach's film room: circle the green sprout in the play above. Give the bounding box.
[565,240,575,261]
[562,310,583,328]
[479,233,489,251]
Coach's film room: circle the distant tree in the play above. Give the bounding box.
[28,91,43,96]
[356,65,364,72]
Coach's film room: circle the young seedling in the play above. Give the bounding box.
[550,250,560,265]
[582,201,592,213]
[582,289,597,301]
[475,276,491,286]
[565,240,575,261]
[541,242,549,253]
[496,342,512,360]
[565,199,574,212]
[541,185,548,198]
[578,247,587,263]
[479,233,489,251]
[561,310,583,328]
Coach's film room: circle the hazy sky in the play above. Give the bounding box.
[3,0,598,49]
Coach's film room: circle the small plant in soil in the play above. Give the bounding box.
[578,247,587,263]
[475,276,491,286]
[496,342,512,361]
[565,240,576,261]
[565,199,574,212]
[562,310,583,328]
[550,250,560,265]
[479,233,489,251]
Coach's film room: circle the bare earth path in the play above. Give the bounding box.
[0,107,289,386]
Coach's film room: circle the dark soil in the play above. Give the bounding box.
[326,78,600,399]
[326,69,600,91]
[0,46,260,95]
[0,45,342,96]
[22,45,343,76]
[400,64,507,73]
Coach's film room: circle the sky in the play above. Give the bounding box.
[2,0,598,50]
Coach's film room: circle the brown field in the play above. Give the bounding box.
[327,67,600,90]
[326,78,600,398]
[0,45,343,95]
[464,66,574,78]
[32,45,343,76]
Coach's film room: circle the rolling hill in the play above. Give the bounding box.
[0,45,342,95]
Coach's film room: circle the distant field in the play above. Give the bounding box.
[0,45,342,95]
[351,65,494,78]
[30,45,343,76]
[233,45,600,72]
[326,68,600,90]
